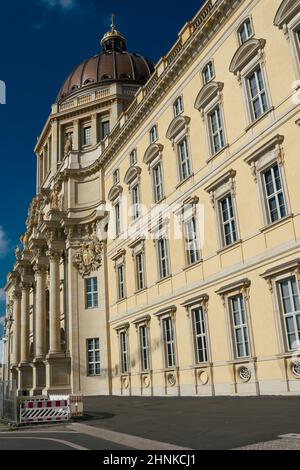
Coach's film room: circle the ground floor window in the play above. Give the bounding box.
[87,338,100,376]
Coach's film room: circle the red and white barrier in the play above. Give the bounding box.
[49,394,84,418]
[20,399,70,424]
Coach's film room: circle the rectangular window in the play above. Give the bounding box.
[139,325,150,371]
[229,296,250,358]
[157,238,169,279]
[163,317,176,368]
[120,332,129,374]
[208,105,225,155]
[117,264,125,300]
[247,66,268,120]
[136,252,145,291]
[185,217,200,265]
[83,126,92,146]
[113,169,120,185]
[132,184,140,219]
[153,163,164,203]
[219,194,237,247]
[262,163,287,224]
[173,96,183,117]
[238,19,253,45]
[130,149,137,166]
[202,62,214,85]
[192,307,208,363]
[87,338,100,376]
[115,202,121,236]
[178,138,191,181]
[85,277,98,309]
[101,121,110,138]
[150,125,158,144]
[278,276,300,351]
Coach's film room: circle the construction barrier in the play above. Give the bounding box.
[20,399,70,424]
[49,394,84,418]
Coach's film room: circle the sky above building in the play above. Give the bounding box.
[0,0,205,341]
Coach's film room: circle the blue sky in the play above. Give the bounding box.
[0,0,204,341]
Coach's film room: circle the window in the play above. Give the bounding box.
[152,162,164,203]
[178,138,191,181]
[163,317,176,368]
[219,194,237,247]
[83,126,92,146]
[208,105,225,155]
[130,149,137,166]
[101,121,110,138]
[131,184,140,220]
[113,169,120,185]
[85,278,98,309]
[173,96,183,117]
[114,202,121,236]
[87,338,100,376]
[157,238,169,279]
[262,163,287,223]
[246,66,268,120]
[117,264,125,300]
[278,276,300,351]
[192,307,208,363]
[184,217,200,265]
[202,61,214,85]
[139,325,150,371]
[135,252,145,291]
[120,331,129,373]
[150,125,158,144]
[229,295,250,358]
[238,19,253,45]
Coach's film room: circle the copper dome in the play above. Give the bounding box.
[57,19,154,103]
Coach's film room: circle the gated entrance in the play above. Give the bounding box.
[0,380,17,424]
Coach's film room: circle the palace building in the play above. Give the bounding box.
[3,0,300,397]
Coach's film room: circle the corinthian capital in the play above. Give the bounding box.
[46,248,63,261]
[33,264,48,276]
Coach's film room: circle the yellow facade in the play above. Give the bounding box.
[3,0,300,397]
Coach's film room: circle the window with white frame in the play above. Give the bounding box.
[85,277,98,309]
[274,1,300,72]
[229,295,250,358]
[152,162,164,203]
[130,149,137,166]
[113,169,120,185]
[219,194,237,247]
[157,238,169,280]
[238,18,253,45]
[184,217,200,265]
[139,325,150,371]
[135,252,145,291]
[191,306,208,363]
[101,120,110,139]
[202,61,214,85]
[119,331,129,373]
[83,126,92,146]
[87,338,100,376]
[131,183,141,220]
[117,263,125,300]
[277,276,300,351]
[162,317,176,368]
[177,137,191,181]
[114,201,121,236]
[150,125,158,144]
[208,105,225,155]
[173,96,183,117]
[262,162,287,224]
[246,65,269,121]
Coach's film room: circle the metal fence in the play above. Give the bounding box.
[0,380,17,424]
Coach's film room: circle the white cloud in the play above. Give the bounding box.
[0,227,9,258]
[39,0,78,10]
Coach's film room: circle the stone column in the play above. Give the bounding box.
[91,113,98,146]
[48,249,62,356]
[12,289,21,366]
[73,119,79,151]
[34,265,48,359]
[20,282,31,364]
[51,118,59,168]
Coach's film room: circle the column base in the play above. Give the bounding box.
[17,362,33,396]
[30,358,46,397]
[43,355,71,396]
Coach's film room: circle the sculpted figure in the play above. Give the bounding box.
[64,135,72,156]
[50,185,60,211]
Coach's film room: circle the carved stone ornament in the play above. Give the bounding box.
[73,236,103,277]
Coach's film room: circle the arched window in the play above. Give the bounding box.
[237,18,254,45]
[202,61,215,85]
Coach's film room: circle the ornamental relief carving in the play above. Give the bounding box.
[73,236,103,277]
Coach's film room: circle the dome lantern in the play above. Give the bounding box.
[101,14,127,53]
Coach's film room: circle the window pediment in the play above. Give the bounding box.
[274,0,300,29]
[108,184,123,202]
[166,115,190,141]
[143,143,164,166]
[194,81,224,112]
[124,166,142,185]
[229,38,266,75]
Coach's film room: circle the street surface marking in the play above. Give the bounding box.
[0,436,88,450]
